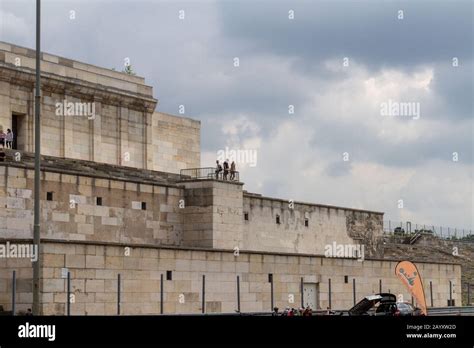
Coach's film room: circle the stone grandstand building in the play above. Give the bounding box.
[0,42,462,315]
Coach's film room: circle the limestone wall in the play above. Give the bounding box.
[152,112,200,173]
[0,241,461,315]
[0,159,465,314]
[0,160,384,254]
[181,180,243,249]
[0,164,184,246]
[0,255,33,314]
[0,42,200,174]
[180,181,382,254]
[242,194,384,255]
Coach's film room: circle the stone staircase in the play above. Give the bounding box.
[409,232,422,244]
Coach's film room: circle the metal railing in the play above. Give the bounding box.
[180,167,239,182]
[383,220,474,243]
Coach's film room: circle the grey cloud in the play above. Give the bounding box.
[324,160,353,177]
[308,116,473,168]
[429,61,473,120]
[217,0,473,70]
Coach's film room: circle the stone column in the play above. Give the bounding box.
[63,95,74,159]
[60,98,65,158]
[91,98,102,163]
[118,106,129,166]
[0,81,11,134]
[144,110,153,170]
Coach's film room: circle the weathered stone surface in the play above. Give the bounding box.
[22,241,464,315]
[0,43,199,174]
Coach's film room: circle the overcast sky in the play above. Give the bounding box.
[1,0,473,230]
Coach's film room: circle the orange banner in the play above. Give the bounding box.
[395,261,427,315]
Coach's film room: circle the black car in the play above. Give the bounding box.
[375,302,424,316]
[336,293,397,316]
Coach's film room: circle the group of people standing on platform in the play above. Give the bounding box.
[0,128,14,149]
[273,306,313,316]
[215,159,236,181]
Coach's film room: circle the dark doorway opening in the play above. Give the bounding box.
[12,114,18,150]
[11,113,26,151]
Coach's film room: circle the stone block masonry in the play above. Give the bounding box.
[242,194,384,256]
[0,156,383,254]
[0,240,461,315]
[0,156,185,246]
[0,42,200,175]
[182,180,244,250]
[153,112,200,174]
[1,156,461,314]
